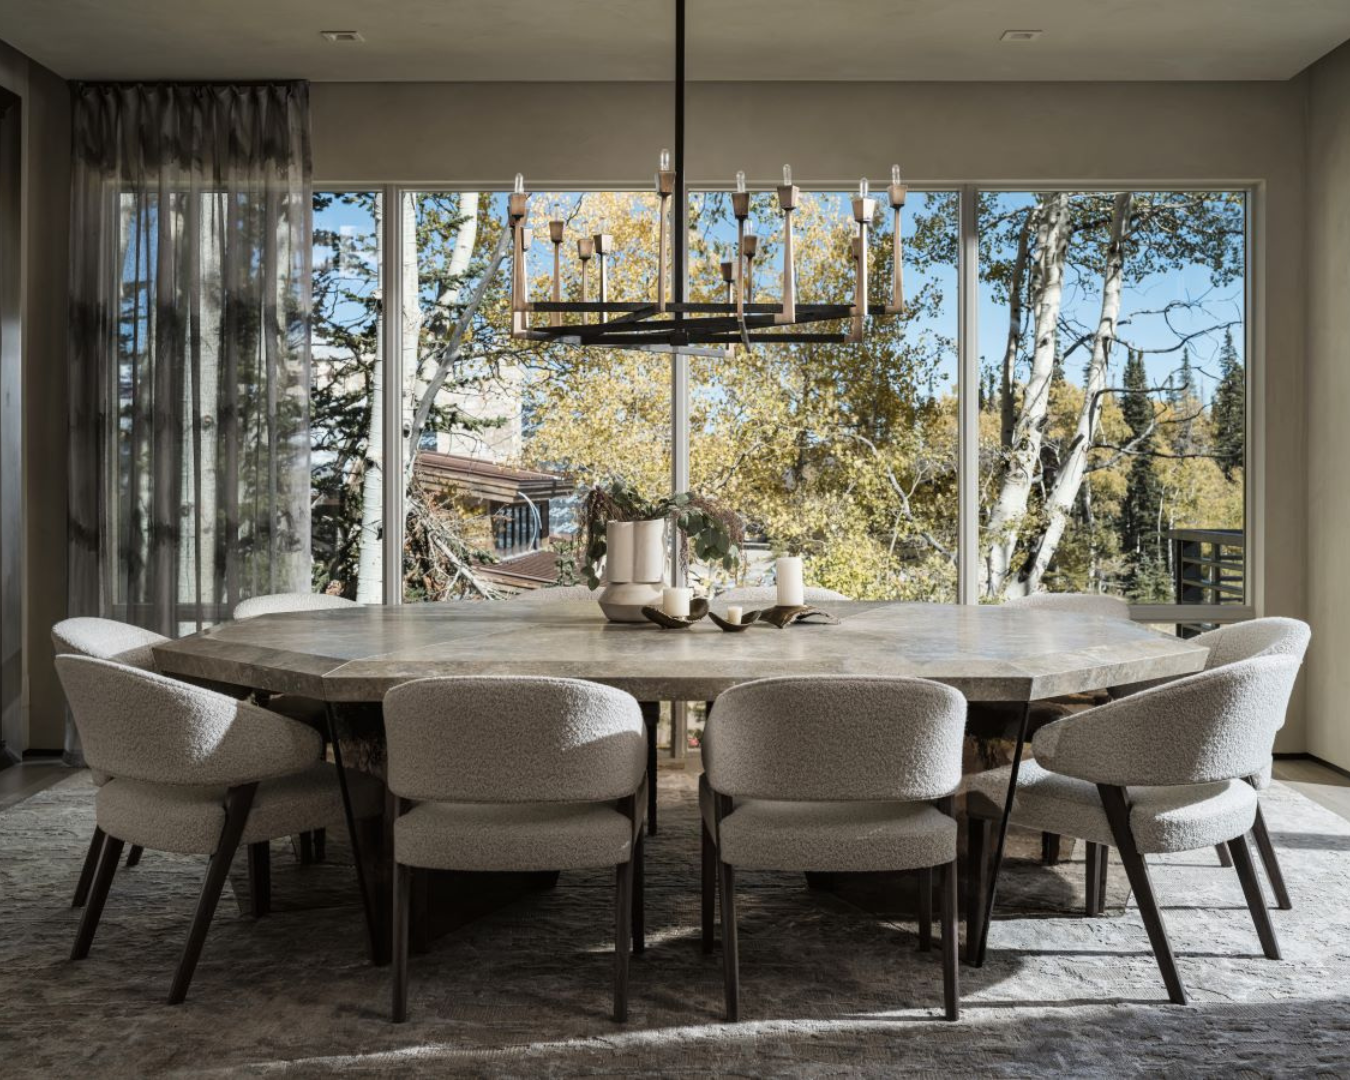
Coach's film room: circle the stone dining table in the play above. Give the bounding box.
[153,600,1209,966]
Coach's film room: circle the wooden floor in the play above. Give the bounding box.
[0,759,72,812]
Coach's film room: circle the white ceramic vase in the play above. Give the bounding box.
[598,517,668,622]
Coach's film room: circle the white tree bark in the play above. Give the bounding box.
[1021,192,1133,595]
[981,192,1072,597]
[354,199,385,603]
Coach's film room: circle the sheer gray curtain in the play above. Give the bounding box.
[67,83,312,641]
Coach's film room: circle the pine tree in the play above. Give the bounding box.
[1120,349,1165,591]
[1170,347,1193,408]
[1212,328,1244,477]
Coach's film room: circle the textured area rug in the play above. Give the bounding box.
[2,771,1348,1078]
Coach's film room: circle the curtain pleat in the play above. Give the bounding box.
[67,83,312,646]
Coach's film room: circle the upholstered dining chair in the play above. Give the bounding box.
[52,617,170,901]
[232,591,359,620]
[965,654,1303,1005]
[384,676,647,1023]
[1002,591,1132,620]
[716,585,847,605]
[54,655,382,1004]
[233,591,362,862]
[1111,617,1311,908]
[511,584,599,603]
[701,675,967,1022]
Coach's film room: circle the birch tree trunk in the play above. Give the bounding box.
[981,192,1072,597]
[1020,192,1133,595]
[1000,208,1034,450]
[354,199,385,603]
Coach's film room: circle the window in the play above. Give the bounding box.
[308,185,1250,619]
[687,190,959,600]
[977,191,1246,609]
[398,191,670,601]
[310,191,382,601]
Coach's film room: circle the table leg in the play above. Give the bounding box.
[974,701,1032,968]
[326,703,381,966]
[640,701,659,836]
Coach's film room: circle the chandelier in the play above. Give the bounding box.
[507,0,908,354]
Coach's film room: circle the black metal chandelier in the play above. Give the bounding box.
[507,0,908,353]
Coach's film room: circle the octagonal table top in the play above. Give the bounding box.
[152,600,1208,704]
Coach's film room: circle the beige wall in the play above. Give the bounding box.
[314,79,1311,749]
[0,41,69,754]
[1305,43,1350,770]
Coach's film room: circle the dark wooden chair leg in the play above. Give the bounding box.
[941,856,959,1021]
[965,816,990,964]
[640,702,659,836]
[1096,844,1110,916]
[168,783,257,1005]
[632,831,646,955]
[1216,843,1232,867]
[614,852,635,1022]
[1085,842,1101,916]
[411,868,430,956]
[71,836,124,960]
[1098,784,1187,1005]
[125,845,143,869]
[917,866,933,952]
[701,824,716,953]
[1228,836,1281,960]
[73,826,106,908]
[1041,832,1062,866]
[718,857,739,1022]
[327,704,380,965]
[392,862,411,1023]
[1249,804,1291,910]
[299,831,314,865]
[248,841,271,918]
[313,827,326,863]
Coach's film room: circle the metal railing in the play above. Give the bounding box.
[1168,528,1245,635]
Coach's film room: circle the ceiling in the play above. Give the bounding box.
[6,0,1350,83]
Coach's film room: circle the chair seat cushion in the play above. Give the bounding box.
[96,763,382,854]
[714,796,956,872]
[965,760,1259,854]
[395,800,638,872]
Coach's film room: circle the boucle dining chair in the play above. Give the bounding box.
[716,585,847,605]
[233,591,361,862]
[965,654,1302,1005]
[701,675,967,1022]
[52,617,170,902]
[54,655,381,1004]
[384,676,647,1023]
[1111,617,1310,907]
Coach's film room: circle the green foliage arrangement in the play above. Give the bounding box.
[577,478,745,589]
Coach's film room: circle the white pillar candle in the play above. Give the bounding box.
[725,604,743,625]
[606,521,635,583]
[632,518,667,583]
[662,586,692,618]
[776,556,805,608]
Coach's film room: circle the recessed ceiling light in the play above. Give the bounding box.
[321,30,364,44]
[1000,29,1043,42]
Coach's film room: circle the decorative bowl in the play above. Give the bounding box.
[639,598,710,629]
[708,609,760,632]
[744,605,842,629]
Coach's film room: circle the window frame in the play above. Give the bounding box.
[315,181,1258,623]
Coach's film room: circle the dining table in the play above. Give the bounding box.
[153,599,1209,967]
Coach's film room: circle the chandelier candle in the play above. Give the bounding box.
[887,164,908,314]
[851,178,877,342]
[777,165,799,325]
[593,233,613,308]
[576,238,594,323]
[549,219,565,327]
[776,556,805,608]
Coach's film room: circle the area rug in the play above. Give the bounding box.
[1,770,1347,1078]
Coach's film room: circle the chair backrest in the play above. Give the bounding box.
[1032,654,1302,787]
[512,585,598,604]
[233,592,359,620]
[718,585,848,605]
[1192,617,1311,670]
[384,676,645,803]
[1003,592,1131,620]
[54,655,322,786]
[52,617,167,673]
[704,675,966,802]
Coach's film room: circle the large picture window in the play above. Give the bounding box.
[309,185,1250,620]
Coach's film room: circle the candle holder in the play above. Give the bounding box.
[640,598,710,629]
[708,609,760,632]
[745,605,842,629]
